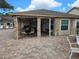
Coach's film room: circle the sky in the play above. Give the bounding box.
[6,0,79,12]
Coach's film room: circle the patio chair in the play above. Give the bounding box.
[21,27,35,35]
[67,36,79,59]
[76,36,79,45]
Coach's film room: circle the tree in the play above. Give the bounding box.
[0,0,14,11]
[5,12,13,15]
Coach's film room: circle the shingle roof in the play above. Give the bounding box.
[12,9,79,18]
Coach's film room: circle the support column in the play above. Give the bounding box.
[49,18,51,37]
[3,18,6,29]
[14,17,19,40]
[37,17,41,37]
[3,22,6,29]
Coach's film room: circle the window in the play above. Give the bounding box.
[7,23,13,27]
[7,23,10,27]
[77,21,79,28]
[61,20,68,30]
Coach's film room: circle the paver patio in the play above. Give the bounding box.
[0,29,79,59]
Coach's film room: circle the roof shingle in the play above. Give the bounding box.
[11,9,79,18]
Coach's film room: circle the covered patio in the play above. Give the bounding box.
[12,9,79,39]
[14,16,55,39]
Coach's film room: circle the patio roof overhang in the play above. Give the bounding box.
[11,9,79,19]
[11,14,79,19]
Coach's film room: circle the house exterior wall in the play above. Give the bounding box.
[13,16,79,40]
[68,8,79,35]
[54,18,76,36]
[70,19,76,35]
[68,9,79,15]
[0,16,14,29]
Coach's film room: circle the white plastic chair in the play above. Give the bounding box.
[76,36,79,45]
[67,36,79,59]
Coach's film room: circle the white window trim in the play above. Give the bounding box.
[75,19,79,35]
[75,19,79,27]
[60,19,70,31]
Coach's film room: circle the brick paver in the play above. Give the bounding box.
[0,29,79,59]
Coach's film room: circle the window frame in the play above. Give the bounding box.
[61,19,69,31]
[76,21,79,28]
